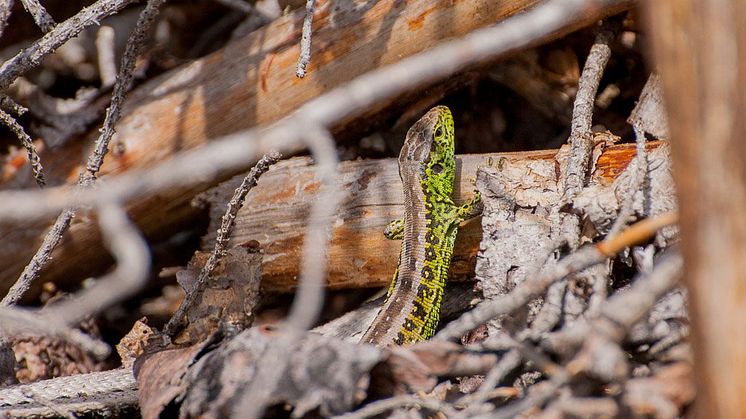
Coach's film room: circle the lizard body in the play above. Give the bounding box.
[360,106,481,345]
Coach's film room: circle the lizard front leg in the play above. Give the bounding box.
[383,218,404,240]
[453,191,483,223]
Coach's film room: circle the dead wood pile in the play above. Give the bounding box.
[1,0,739,417]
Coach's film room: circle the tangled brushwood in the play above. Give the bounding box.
[0,0,701,418]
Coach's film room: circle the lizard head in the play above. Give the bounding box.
[399,105,455,198]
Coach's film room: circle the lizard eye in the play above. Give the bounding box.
[431,163,443,174]
[434,126,443,137]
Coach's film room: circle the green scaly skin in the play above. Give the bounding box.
[360,106,482,346]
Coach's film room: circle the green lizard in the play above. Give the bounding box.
[360,106,482,346]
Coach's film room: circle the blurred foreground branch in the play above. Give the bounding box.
[646,0,746,416]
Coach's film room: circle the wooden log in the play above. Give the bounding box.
[645,1,746,417]
[202,140,663,292]
[0,0,635,298]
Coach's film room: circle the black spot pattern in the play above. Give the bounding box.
[417,284,432,300]
[404,320,416,331]
[412,301,424,316]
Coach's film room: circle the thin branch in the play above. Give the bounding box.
[85,0,167,178]
[286,125,339,331]
[456,349,522,415]
[2,202,146,356]
[0,94,27,116]
[7,78,105,148]
[607,123,649,237]
[0,0,140,91]
[485,374,568,419]
[565,253,683,384]
[2,201,148,358]
[593,251,683,338]
[586,261,611,316]
[295,0,315,78]
[524,279,567,338]
[0,108,45,187]
[436,244,602,342]
[544,395,619,418]
[19,0,56,32]
[596,211,678,257]
[1,210,74,306]
[562,21,616,199]
[164,150,282,337]
[542,250,683,355]
[485,253,683,418]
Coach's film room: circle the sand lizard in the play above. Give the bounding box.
[360,106,482,345]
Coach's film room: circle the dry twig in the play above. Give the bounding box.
[1,209,74,306]
[0,307,109,357]
[295,0,316,78]
[607,124,649,238]
[165,150,282,337]
[43,202,150,326]
[1,202,148,358]
[0,108,45,187]
[0,94,26,116]
[86,0,167,173]
[562,21,617,199]
[19,0,56,32]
